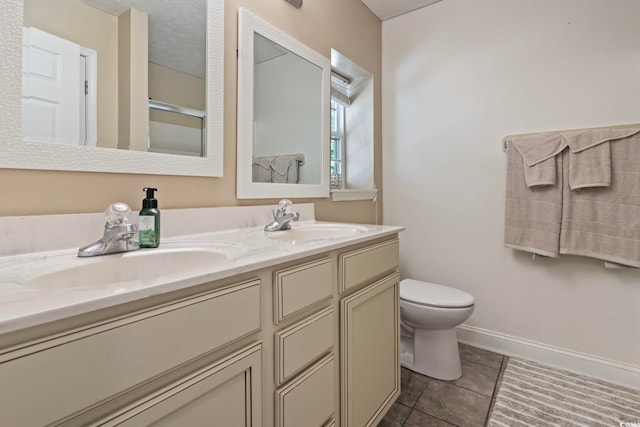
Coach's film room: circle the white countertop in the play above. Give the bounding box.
[0,216,402,335]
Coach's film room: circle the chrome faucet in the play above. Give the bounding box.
[78,203,141,257]
[265,199,300,232]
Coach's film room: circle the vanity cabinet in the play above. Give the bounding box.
[0,234,400,427]
[0,279,262,426]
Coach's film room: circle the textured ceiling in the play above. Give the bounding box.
[360,0,442,20]
[80,0,206,78]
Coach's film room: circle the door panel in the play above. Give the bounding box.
[22,27,80,145]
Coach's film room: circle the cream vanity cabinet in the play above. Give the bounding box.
[0,234,400,427]
[0,278,264,427]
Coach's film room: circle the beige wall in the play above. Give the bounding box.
[382,0,640,367]
[149,62,205,111]
[149,62,205,129]
[117,8,149,151]
[2,0,382,224]
[24,0,119,148]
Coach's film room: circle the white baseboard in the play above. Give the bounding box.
[456,324,640,390]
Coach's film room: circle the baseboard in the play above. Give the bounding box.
[456,324,640,390]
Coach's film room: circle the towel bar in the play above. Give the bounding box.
[502,122,640,153]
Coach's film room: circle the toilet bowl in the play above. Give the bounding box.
[400,279,474,380]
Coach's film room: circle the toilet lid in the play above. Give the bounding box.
[400,279,474,308]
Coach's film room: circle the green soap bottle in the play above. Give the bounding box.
[139,187,160,248]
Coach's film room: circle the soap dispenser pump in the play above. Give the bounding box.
[138,187,160,248]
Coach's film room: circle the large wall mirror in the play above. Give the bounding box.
[236,8,330,198]
[0,0,223,176]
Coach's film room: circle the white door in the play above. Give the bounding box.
[22,27,80,145]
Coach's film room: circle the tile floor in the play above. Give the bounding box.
[379,343,506,427]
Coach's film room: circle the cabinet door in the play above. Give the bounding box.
[97,343,262,427]
[340,273,400,427]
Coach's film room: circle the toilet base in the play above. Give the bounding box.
[401,328,462,380]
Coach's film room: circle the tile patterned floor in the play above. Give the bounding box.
[379,343,506,427]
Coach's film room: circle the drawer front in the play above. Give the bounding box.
[274,257,332,323]
[0,279,261,427]
[97,343,262,427]
[275,353,335,427]
[339,239,399,294]
[275,307,335,385]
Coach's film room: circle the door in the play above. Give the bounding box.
[22,26,80,145]
[341,273,400,427]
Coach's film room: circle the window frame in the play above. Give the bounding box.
[330,98,346,189]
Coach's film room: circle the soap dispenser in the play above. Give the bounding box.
[139,187,160,248]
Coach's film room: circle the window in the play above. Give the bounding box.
[330,99,345,189]
[329,50,376,201]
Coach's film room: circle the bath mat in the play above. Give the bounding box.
[487,358,640,427]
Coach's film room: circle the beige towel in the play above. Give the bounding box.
[252,157,273,182]
[604,261,636,269]
[560,132,640,267]
[510,134,565,187]
[271,155,302,183]
[566,142,611,189]
[504,142,563,257]
[561,128,640,189]
[252,154,304,183]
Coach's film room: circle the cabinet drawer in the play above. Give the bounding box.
[0,279,261,427]
[339,239,399,294]
[97,343,262,427]
[275,353,335,427]
[275,307,334,385]
[274,257,332,323]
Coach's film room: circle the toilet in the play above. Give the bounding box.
[400,279,475,380]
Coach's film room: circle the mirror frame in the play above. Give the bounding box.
[236,7,330,199]
[0,0,223,177]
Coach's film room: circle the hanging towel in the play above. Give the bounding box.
[271,155,302,183]
[510,134,565,187]
[561,128,640,190]
[567,141,611,189]
[604,261,636,269]
[504,142,563,258]
[560,131,640,267]
[252,157,274,182]
[252,154,304,183]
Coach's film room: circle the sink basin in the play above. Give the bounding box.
[20,244,237,291]
[265,223,368,243]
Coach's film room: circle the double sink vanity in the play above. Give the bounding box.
[0,204,403,426]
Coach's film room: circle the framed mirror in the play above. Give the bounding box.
[0,0,223,177]
[236,8,330,198]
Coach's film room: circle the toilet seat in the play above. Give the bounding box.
[400,279,474,308]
